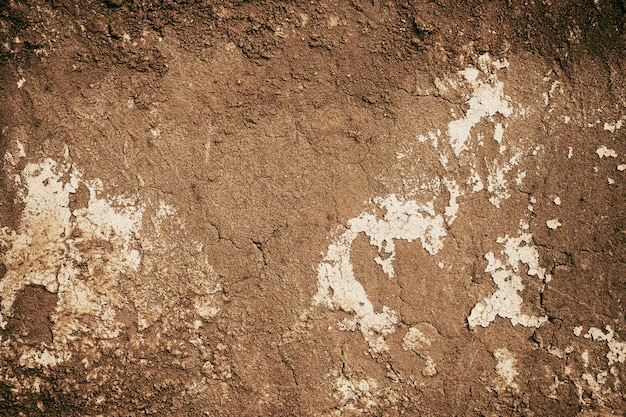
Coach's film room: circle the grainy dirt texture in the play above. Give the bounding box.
[0,0,625,415]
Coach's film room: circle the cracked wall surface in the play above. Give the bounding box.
[0,0,625,415]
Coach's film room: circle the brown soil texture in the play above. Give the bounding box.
[0,0,625,416]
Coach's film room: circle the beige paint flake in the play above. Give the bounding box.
[0,158,143,348]
[314,193,455,352]
[546,219,562,230]
[486,162,511,208]
[596,146,617,158]
[584,326,626,365]
[332,372,398,412]
[573,326,583,337]
[335,376,379,410]
[402,325,439,377]
[493,348,519,391]
[603,119,623,133]
[448,55,512,157]
[468,228,550,329]
[0,152,221,366]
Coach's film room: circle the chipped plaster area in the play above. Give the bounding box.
[402,324,439,377]
[564,325,626,407]
[448,61,512,157]
[314,55,558,408]
[316,54,548,365]
[493,348,519,392]
[393,55,526,211]
[583,326,626,366]
[0,151,221,367]
[333,373,398,414]
[596,146,618,158]
[0,158,142,345]
[467,227,550,329]
[313,194,452,352]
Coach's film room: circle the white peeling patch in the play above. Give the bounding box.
[581,350,589,367]
[573,326,583,337]
[493,123,504,144]
[596,146,617,158]
[584,326,626,365]
[448,60,512,157]
[16,141,25,158]
[0,159,143,340]
[568,147,573,159]
[0,154,222,366]
[18,349,71,369]
[314,193,455,352]
[493,348,519,391]
[402,327,431,349]
[487,161,512,208]
[553,196,561,205]
[468,230,550,329]
[467,167,484,192]
[603,119,623,133]
[443,178,462,225]
[333,374,398,412]
[335,376,379,410]
[617,164,626,171]
[546,219,562,230]
[607,177,615,185]
[17,78,25,88]
[402,325,438,377]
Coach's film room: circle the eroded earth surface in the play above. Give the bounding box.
[0,0,625,415]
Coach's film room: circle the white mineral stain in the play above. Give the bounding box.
[607,177,615,185]
[494,123,504,143]
[546,219,562,230]
[581,350,589,367]
[467,227,550,329]
[493,348,519,391]
[584,326,626,365]
[443,178,462,224]
[0,151,222,365]
[402,327,432,350]
[553,196,561,205]
[402,325,439,377]
[314,192,458,351]
[18,349,71,369]
[448,56,512,157]
[334,375,393,411]
[617,164,626,171]
[573,326,583,336]
[486,161,512,208]
[568,147,573,159]
[17,78,25,88]
[596,146,617,158]
[467,167,485,192]
[0,159,143,341]
[603,119,623,133]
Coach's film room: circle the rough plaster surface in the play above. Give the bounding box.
[0,1,625,415]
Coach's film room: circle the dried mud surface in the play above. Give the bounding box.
[0,1,625,416]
